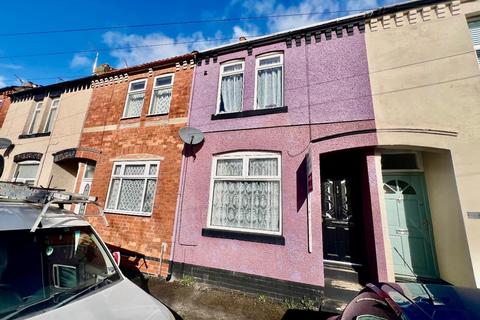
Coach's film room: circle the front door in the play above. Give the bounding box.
[383,174,438,279]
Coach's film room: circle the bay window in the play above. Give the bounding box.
[149,74,174,115]
[208,152,281,234]
[217,60,244,113]
[255,53,283,110]
[123,79,146,118]
[105,161,159,216]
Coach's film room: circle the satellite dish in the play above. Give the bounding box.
[179,127,204,145]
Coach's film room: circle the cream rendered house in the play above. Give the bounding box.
[366,0,480,287]
[0,77,94,192]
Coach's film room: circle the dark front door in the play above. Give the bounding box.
[322,178,357,263]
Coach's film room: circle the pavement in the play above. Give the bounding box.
[124,269,337,320]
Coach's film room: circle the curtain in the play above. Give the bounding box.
[256,66,282,109]
[16,164,39,180]
[125,92,145,117]
[219,74,243,113]
[216,159,243,176]
[151,88,172,115]
[211,158,280,232]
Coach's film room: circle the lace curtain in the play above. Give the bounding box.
[219,74,243,113]
[256,66,282,109]
[150,87,172,115]
[211,157,280,232]
[124,92,145,117]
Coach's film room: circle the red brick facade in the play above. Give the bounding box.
[79,56,194,276]
[0,88,15,128]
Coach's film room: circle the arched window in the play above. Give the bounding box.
[208,151,282,235]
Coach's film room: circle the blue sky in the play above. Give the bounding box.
[0,0,400,87]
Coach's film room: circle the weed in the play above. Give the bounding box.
[299,297,317,310]
[257,294,268,303]
[179,275,196,287]
[282,298,297,309]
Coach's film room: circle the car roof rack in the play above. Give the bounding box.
[0,181,109,232]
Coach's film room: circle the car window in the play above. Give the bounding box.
[0,227,120,319]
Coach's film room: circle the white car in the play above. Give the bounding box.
[0,185,175,320]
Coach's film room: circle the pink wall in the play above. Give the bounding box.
[173,28,386,286]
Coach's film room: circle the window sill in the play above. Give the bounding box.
[104,209,152,217]
[146,113,169,118]
[18,132,51,139]
[202,228,285,245]
[211,106,288,120]
[120,116,141,121]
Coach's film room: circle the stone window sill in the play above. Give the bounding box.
[211,106,288,120]
[202,228,285,245]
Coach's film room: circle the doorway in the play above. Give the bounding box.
[383,173,438,280]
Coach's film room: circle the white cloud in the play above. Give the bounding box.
[70,53,93,69]
[239,0,341,33]
[232,23,260,40]
[0,63,22,70]
[346,0,379,11]
[102,31,228,67]
[0,75,7,87]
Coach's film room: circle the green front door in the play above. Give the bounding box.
[383,174,438,279]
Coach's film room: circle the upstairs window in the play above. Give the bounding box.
[255,53,283,110]
[27,102,43,134]
[217,60,244,113]
[13,161,39,185]
[208,152,282,235]
[149,74,174,115]
[468,19,480,64]
[123,79,146,118]
[43,99,60,133]
[105,161,159,216]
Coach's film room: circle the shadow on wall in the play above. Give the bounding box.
[182,140,204,159]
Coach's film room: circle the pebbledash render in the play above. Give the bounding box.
[171,9,383,311]
[76,55,194,276]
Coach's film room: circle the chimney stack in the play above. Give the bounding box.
[94,63,115,75]
[239,36,247,42]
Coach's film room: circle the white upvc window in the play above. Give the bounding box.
[149,74,174,115]
[27,102,43,134]
[105,161,159,216]
[13,161,39,185]
[207,152,282,235]
[43,98,60,133]
[254,53,283,110]
[123,79,147,118]
[217,60,244,114]
[469,19,480,64]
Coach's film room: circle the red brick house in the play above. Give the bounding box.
[76,54,195,276]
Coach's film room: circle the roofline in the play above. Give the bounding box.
[9,75,96,98]
[99,53,195,78]
[198,0,448,57]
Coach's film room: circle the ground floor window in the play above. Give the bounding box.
[105,161,159,216]
[13,161,39,185]
[208,152,281,234]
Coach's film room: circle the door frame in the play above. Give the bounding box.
[382,171,440,280]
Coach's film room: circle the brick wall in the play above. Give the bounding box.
[80,63,193,276]
[0,91,13,128]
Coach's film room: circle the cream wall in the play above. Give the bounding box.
[0,86,92,189]
[366,0,480,287]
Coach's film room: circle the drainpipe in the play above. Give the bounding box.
[167,53,197,280]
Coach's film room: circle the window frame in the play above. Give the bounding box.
[104,160,160,216]
[43,98,60,133]
[122,79,147,119]
[216,60,245,115]
[27,102,43,134]
[253,52,284,110]
[468,17,480,64]
[148,73,175,116]
[206,151,282,236]
[380,151,424,172]
[12,160,40,185]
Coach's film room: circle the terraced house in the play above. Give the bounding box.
[171,0,480,311]
[0,77,95,191]
[77,55,195,276]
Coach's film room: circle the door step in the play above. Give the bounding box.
[323,261,365,314]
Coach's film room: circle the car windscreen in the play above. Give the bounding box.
[0,226,120,319]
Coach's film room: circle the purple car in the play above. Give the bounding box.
[329,282,480,320]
